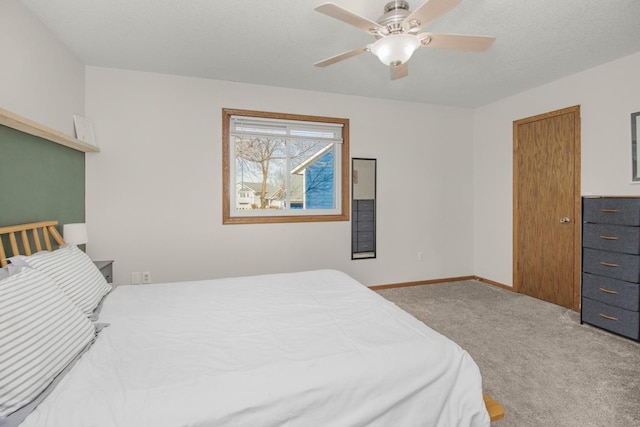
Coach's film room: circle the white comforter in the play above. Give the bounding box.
[21,270,489,427]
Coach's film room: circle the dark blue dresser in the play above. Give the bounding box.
[352,199,375,258]
[581,197,640,340]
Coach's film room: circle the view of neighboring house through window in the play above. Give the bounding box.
[222,109,349,224]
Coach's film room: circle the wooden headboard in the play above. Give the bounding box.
[0,221,65,267]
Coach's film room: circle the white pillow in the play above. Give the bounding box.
[0,263,21,280]
[17,245,112,316]
[0,268,96,418]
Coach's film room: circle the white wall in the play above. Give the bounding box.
[473,52,640,286]
[85,66,475,286]
[0,0,84,135]
[13,0,636,289]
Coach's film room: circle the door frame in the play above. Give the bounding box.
[512,105,582,312]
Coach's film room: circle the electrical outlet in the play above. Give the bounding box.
[142,272,151,284]
[131,272,141,285]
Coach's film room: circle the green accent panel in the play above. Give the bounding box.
[0,125,85,237]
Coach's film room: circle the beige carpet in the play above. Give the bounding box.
[377,280,640,427]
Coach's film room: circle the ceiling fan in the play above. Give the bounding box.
[314,0,495,80]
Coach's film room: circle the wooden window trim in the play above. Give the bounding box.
[222,108,350,224]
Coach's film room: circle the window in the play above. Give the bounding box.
[222,109,350,224]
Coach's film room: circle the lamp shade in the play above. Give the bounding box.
[370,34,421,66]
[63,223,88,246]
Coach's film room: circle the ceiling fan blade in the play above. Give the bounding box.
[315,2,385,35]
[314,46,369,67]
[402,0,461,31]
[419,33,495,51]
[391,62,409,80]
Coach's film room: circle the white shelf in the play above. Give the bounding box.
[0,107,100,153]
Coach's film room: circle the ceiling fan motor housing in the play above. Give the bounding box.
[378,1,411,34]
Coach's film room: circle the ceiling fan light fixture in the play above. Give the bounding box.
[370,33,421,66]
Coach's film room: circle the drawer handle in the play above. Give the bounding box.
[598,313,618,321]
[599,262,620,268]
[598,287,618,295]
[600,209,621,213]
[599,235,619,240]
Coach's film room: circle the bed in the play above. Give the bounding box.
[1,221,495,427]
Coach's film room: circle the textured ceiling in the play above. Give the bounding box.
[20,0,640,108]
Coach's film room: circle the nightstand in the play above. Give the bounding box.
[93,260,114,284]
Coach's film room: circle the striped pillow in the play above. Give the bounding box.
[20,245,112,316]
[0,268,96,418]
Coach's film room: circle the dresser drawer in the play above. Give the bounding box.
[357,211,374,221]
[582,223,640,254]
[355,199,374,211]
[583,248,640,283]
[583,198,640,226]
[582,298,640,340]
[582,273,640,311]
[357,240,375,252]
[357,231,374,243]
[357,221,374,232]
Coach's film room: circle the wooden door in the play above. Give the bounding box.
[513,106,581,310]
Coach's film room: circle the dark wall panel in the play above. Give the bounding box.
[0,125,85,234]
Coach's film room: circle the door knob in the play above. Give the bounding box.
[560,217,571,224]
